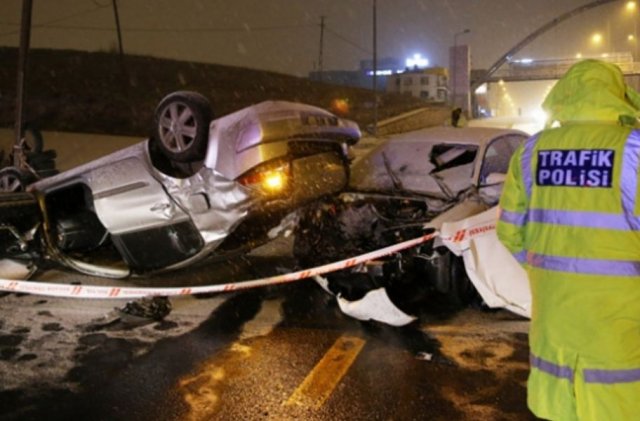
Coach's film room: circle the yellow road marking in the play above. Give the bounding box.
[285,335,366,409]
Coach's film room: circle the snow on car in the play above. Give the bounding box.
[0,91,360,278]
[293,125,532,325]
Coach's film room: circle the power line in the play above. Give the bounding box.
[0,3,109,38]
[0,22,315,36]
[324,26,371,54]
[318,16,325,79]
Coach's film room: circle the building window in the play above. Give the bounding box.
[420,91,429,99]
[420,76,429,85]
[437,90,444,100]
[403,77,413,86]
[395,77,401,87]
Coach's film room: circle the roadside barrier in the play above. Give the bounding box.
[0,232,439,299]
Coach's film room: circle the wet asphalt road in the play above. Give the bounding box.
[0,246,536,421]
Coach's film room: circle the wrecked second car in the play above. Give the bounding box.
[293,125,531,324]
[0,91,360,278]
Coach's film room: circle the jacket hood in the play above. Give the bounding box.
[542,59,640,127]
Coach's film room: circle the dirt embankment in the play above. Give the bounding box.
[0,48,447,137]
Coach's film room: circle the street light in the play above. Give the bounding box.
[454,28,471,47]
[372,0,378,135]
[451,28,471,109]
[625,1,638,59]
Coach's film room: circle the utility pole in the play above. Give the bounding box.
[372,0,378,135]
[318,16,325,82]
[14,0,33,162]
[111,0,128,87]
[112,0,124,58]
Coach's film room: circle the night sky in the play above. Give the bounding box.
[0,0,636,77]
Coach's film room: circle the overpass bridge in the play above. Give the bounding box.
[485,54,640,83]
[472,53,640,122]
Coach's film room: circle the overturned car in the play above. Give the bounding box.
[293,125,531,324]
[0,92,360,278]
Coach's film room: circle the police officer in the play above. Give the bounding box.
[497,59,640,420]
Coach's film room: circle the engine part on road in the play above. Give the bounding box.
[117,296,172,323]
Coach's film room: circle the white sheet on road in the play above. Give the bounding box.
[440,207,531,318]
[336,288,417,326]
[313,275,417,326]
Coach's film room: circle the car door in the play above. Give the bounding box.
[476,133,527,203]
[88,149,204,270]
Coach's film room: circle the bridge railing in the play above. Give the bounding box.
[488,56,640,82]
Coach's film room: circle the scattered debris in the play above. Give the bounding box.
[116,296,172,325]
[415,351,433,361]
[293,126,532,325]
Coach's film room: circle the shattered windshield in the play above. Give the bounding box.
[428,143,477,196]
[350,137,478,198]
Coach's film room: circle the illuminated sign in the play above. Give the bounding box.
[366,70,394,76]
[405,53,429,68]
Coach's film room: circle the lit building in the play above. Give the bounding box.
[385,67,449,103]
[308,57,404,91]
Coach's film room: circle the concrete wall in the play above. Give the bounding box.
[375,107,450,136]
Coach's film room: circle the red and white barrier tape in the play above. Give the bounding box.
[0,232,439,299]
[445,223,497,244]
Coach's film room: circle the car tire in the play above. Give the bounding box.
[0,167,31,193]
[21,123,44,154]
[152,91,212,163]
[447,252,479,306]
[27,154,57,171]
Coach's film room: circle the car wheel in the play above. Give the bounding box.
[21,123,44,154]
[152,91,212,163]
[0,167,30,193]
[448,252,479,306]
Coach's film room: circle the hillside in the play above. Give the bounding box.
[0,48,445,137]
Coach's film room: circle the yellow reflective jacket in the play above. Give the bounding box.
[497,60,640,421]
